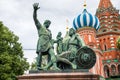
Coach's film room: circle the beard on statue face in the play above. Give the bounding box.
[44,23,50,28]
[46,23,50,28]
[46,25,49,28]
[44,22,51,28]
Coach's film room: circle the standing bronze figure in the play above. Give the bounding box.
[33,3,59,70]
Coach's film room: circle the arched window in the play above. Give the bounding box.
[114,29,118,31]
[111,65,116,76]
[104,65,110,78]
[88,34,91,42]
[104,44,107,51]
[118,65,120,74]
[103,29,107,32]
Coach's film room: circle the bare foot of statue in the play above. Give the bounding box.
[72,64,77,69]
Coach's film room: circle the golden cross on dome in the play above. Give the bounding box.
[83,0,87,8]
[66,19,69,32]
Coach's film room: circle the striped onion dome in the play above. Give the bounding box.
[73,9,100,31]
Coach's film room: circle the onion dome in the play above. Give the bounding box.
[73,9,100,31]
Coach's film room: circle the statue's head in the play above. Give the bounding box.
[69,28,75,36]
[44,20,51,28]
[58,32,62,36]
[57,32,62,38]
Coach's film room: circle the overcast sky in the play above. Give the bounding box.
[0,0,120,64]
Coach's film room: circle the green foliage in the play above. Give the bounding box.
[0,21,29,80]
[119,15,120,20]
[30,59,37,70]
[117,37,120,50]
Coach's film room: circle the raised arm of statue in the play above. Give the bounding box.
[33,3,41,30]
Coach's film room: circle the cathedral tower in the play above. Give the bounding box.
[96,0,120,78]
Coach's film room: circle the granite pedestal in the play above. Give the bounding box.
[18,70,102,80]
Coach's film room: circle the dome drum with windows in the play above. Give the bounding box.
[73,9,100,31]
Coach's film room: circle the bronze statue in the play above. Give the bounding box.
[64,28,96,69]
[33,3,59,70]
[56,32,63,54]
[32,3,96,71]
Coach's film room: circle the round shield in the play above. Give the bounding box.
[75,46,96,69]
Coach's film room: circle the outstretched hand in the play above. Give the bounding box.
[33,3,40,11]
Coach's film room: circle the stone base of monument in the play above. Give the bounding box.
[17,70,103,80]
